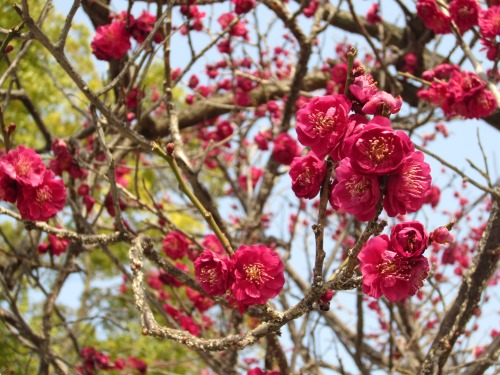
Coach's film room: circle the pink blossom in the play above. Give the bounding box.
[424,185,441,208]
[289,152,326,199]
[349,74,378,104]
[430,226,454,244]
[0,168,17,203]
[91,21,131,61]
[162,231,190,259]
[0,145,46,187]
[479,6,500,38]
[238,167,263,192]
[232,0,256,15]
[201,234,225,256]
[48,234,70,256]
[449,0,480,34]
[362,91,402,115]
[366,3,382,25]
[358,235,430,302]
[390,221,429,258]
[186,287,215,312]
[272,133,301,165]
[16,170,66,222]
[247,368,280,375]
[218,12,249,39]
[194,249,232,296]
[125,87,145,109]
[480,38,499,61]
[329,158,380,222]
[254,131,271,150]
[416,0,452,34]
[296,94,352,157]
[229,244,284,310]
[384,151,432,217]
[303,0,319,18]
[345,125,414,175]
[130,10,163,43]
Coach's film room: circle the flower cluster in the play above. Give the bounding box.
[194,244,284,312]
[290,71,432,222]
[0,146,66,221]
[76,347,147,375]
[357,221,430,302]
[418,64,497,119]
[91,11,163,61]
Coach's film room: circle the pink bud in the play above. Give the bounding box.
[430,226,454,245]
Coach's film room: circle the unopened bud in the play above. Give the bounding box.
[3,45,14,54]
[7,122,16,134]
[166,142,175,155]
[430,226,454,245]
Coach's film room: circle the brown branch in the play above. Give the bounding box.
[420,192,500,374]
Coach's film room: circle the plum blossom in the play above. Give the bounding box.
[272,133,301,165]
[416,0,452,34]
[162,231,190,259]
[194,249,232,296]
[449,0,480,34]
[295,94,352,157]
[289,152,326,199]
[358,235,430,302]
[91,20,131,61]
[344,124,414,175]
[362,91,403,116]
[229,244,284,311]
[16,170,66,222]
[329,158,380,222]
[0,145,46,187]
[384,151,432,217]
[390,221,429,258]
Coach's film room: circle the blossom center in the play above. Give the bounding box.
[244,263,271,285]
[36,186,52,203]
[15,158,31,177]
[346,177,369,197]
[309,111,339,136]
[378,258,412,281]
[200,268,217,286]
[366,137,393,164]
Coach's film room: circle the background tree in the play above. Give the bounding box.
[0,0,499,374]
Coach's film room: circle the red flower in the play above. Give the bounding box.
[201,234,225,256]
[232,0,256,15]
[91,21,131,61]
[125,87,145,109]
[361,92,402,115]
[416,0,452,34]
[218,12,249,39]
[186,287,215,312]
[130,10,163,43]
[238,167,263,192]
[289,152,326,199]
[384,151,432,217]
[48,234,70,256]
[366,3,382,25]
[272,133,301,165]
[430,226,454,244]
[358,235,430,302]
[449,0,480,34]
[345,125,414,175]
[424,185,441,208]
[0,168,18,203]
[296,94,352,157]
[349,74,378,104]
[390,221,429,258]
[329,158,380,222]
[229,244,284,310]
[162,231,190,259]
[0,145,46,187]
[17,170,66,222]
[479,6,500,38]
[194,249,232,296]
